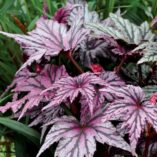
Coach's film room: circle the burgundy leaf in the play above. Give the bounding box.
[42,72,106,114]
[77,36,121,68]
[53,4,75,24]
[0,64,68,119]
[0,18,89,72]
[103,85,157,156]
[37,109,130,157]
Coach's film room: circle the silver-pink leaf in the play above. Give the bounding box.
[79,72,125,122]
[99,71,126,101]
[103,85,157,156]
[0,18,89,71]
[29,106,63,127]
[37,109,130,157]
[42,72,106,114]
[0,64,68,119]
[80,91,105,124]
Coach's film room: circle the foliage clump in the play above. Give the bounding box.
[1,0,157,157]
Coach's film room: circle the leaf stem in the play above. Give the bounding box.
[0,93,13,104]
[114,55,127,73]
[67,51,84,74]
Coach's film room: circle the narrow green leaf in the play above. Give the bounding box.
[0,94,12,105]
[27,16,39,31]
[0,117,40,145]
[14,133,28,157]
[152,0,157,17]
[106,0,115,14]
[0,0,15,15]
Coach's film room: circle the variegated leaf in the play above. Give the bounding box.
[86,13,154,45]
[53,4,74,24]
[29,106,64,127]
[137,42,157,64]
[0,64,68,119]
[143,85,157,100]
[68,3,99,26]
[103,85,157,156]
[37,109,130,157]
[0,18,89,71]
[102,9,121,27]
[106,13,141,44]
[99,71,125,87]
[86,22,111,35]
[121,63,151,85]
[99,71,126,101]
[86,15,140,44]
[79,72,125,120]
[42,72,106,114]
[139,22,155,42]
[80,91,105,124]
[78,36,121,68]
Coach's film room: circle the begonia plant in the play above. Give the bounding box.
[1,0,157,157]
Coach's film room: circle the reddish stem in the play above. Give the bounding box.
[114,55,127,73]
[67,51,84,74]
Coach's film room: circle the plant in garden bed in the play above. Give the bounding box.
[1,0,157,157]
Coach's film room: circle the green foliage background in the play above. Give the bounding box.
[0,0,157,156]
